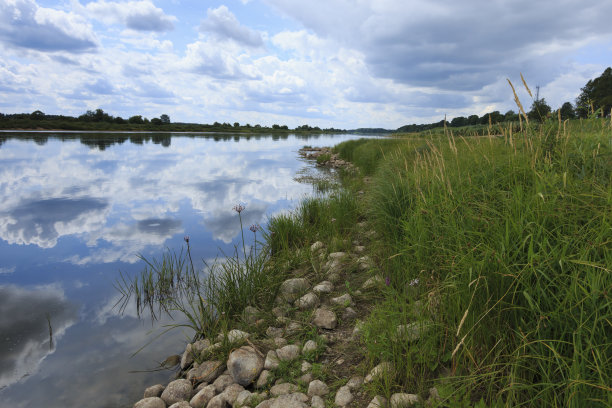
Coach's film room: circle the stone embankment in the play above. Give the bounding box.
[298,147,357,172]
[133,236,441,408]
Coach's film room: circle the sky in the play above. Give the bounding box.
[0,0,611,129]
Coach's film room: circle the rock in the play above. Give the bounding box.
[311,395,325,408]
[222,383,245,405]
[270,383,299,396]
[255,399,274,408]
[311,241,325,252]
[134,397,166,408]
[396,321,432,342]
[312,281,334,294]
[346,376,364,390]
[194,382,209,393]
[235,390,254,407]
[426,387,441,406]
[357,256,373,270]
[301,361,312,372]
[313,308,338,329]
[352,320,365,340]
[366,395,388,408]
[390,393,421,407]
[362,276,384,290]
[270,393,309,408]
[331,293,353,307]
[295,292,320,310]
[256,369,272,389]
[276,344,300,361]
[271,307,286,318]
[354,245,366,253]
[160,379,193,406]
[342,307,358,321]
[364,362,394,383]
[264,350,279,370]
[189,384,216,408]
[334,386,354,406]
[266,327,284,338]
[273,337,287,347]
[328,252,346,260]
[327,272,341,283]
[307,380,329,397]
[187,360,225,384]
[298,372,313,384]
[302,340,317,354]
[217,329,250,343]
[206,394,228,408]
[181,343,195,369]
[278,278,310,302]
[168,402,190,408]
[143,384,165,398]
[227,346,264,386]
[285,321,302,334]
[212,374,234,392]
[325,259,342,274]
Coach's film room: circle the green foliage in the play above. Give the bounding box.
[576,67,612,118]
[528,98,552,122]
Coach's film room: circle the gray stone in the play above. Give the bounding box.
[255,400,274,408]
[221,383,245,405]
[298,372,313,384]
[295,292,320,310]
[354,245,366,253]
[181,343,194,369]
[307,380,329,397]
[217,329,250,343]
[390,393,421,407]
[327,272,341,283]
[396,321,432,342]
[285,321,302,334]
[328,252,347,260]
[189,384,216,408]
[352,320,365,340]
[243,306,259,324]
[134,397,165,408]
[270,393,309,408]
[364,362,394,383]
[206,394,228,408]
[278,278,310,302]
[192,338,212,354]
[276,344,300,361]
[334,385,353,406]
[310,241,325,252]
[302,340,317,354]
[168,402,191,408]
[311,395,325,408]
[342,307,358,321]
[366,395,388,408]
[160,379,193,406]
[271,307,286,318]
[270,383,299,396]
[313,308,337,329]
[357,256,373,270]
[256,369,272,389]
[266,326,284,338]
[212,374,234,392]
[331,293,353,307]
[346,376,364,390]
[312,281,333,294]
[187,360,225,384]
[273,337,287,347]
[235,390,253,407]
[227,346,264,386]
[362,276,384,290]
[143,384,165,398]
[264,350,279,370]
[301,361,312,372]
[325,259,342,274]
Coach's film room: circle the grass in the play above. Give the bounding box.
[339,113,611,406]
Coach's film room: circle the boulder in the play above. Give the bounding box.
[270,393,308,408]
[364,362,394,383]
[334,386,353,406]
[160,379,193,406]
[143,384,165,398]
[187,360,225,384]
[276,344,300,361]
[390,393,421,407]
[331,293,353,307]
[256,369,272,389]
[264,350,279,370]
[312,308,338,329]
[278,278,310,302]
[302,340,317,354]
[134,397,166,408]
[366,395,388,408]
[227,346,264,386]
[310,241,325,252]
[307,380,329,397]
[168,402,191,408]
[295,292,320,310]
[212,374,234,393]
[312,281,334,294]
[270,383,299,396]
[189,384,216,408]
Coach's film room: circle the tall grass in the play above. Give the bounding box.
[347,111,611,405]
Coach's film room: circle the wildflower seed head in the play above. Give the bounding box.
[233,203,246,213]
[385,277,390,286]
[184,235,190,243]
[249,224,260,233]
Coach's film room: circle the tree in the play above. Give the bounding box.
[30,110,45,120]
[527,98,552,122]
[160,114,170,124]
[233,122,240,128]
[450,116,468,127]
[151,117,162,125]
[504,110,518,122]
[559,102,576,120]
[128,115,144,124]
[575,67,612,117]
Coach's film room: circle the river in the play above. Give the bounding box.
[0,131,366,408]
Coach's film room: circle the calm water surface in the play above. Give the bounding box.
[0,131,366,408]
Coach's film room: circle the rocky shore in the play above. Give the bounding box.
[132,148,441,408]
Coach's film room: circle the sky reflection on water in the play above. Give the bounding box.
[0,132,365,407]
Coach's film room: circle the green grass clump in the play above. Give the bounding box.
[353,118,611,406]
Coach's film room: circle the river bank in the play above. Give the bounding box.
[129,118,611,407]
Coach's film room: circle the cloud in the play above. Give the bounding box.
[0,0,97,52]
[181,40,260,80]
[85,78,114,95]
[200,5,263,47]
[83,0,176,32]
[0,284,77,390]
